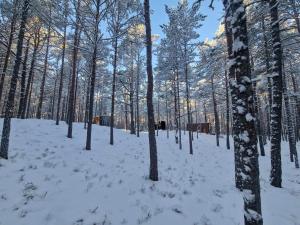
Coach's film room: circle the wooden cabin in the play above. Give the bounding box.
[92,116,111,127]
[155,121,166,130]
[186,123,210,134]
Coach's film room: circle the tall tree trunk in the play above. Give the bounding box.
[67,0,81,138]
[269,0,284,188]
[176,68,182,150]
[84,75,90,129]
[136,52,140,137]
[37,16,51,119]
[18,37,31,118]
[224,5,242,190]
[184,53,193,154]
[51,74,58,120]
[0,0,18,102]
[144,0,158,181]
[22,28,41,119]
[0,0,30,159]
[211,74,220,147]
[224,1,263,225]
[26,74,34,119]
[110,36,118,144]
[225,67,230,150]
[261,17,272,141]
[130,45,135,135]
[56,0,68,125]
[282,67,299,168]
[86,0,100,150]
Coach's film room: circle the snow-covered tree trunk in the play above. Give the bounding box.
[282,67,299,168]
[224,7,243,190]
[0,0,30,159]
[269,0,284,188]
[261,17,272,141]
[144,0,158,181]
[224,0,263,224]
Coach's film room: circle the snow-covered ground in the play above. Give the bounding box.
[0,119,299,225]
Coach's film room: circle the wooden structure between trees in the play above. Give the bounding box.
[93,116,111,127]
[186,123,210,134]
[155,121,166,130]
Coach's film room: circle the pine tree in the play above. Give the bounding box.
[0,0,30,159]
[144,0,158,181]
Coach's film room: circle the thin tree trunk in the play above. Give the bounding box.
[282,66,299,168]
[86,0,100,150]
[56,0,68,125]
[269,0,284,188]
[22,27,41,119]
[0,0,30,159]
[225,67,230,150]
[144,0,158,181]
[136,52,140,137]
[211,74,220,147]
[18,37,31,118]
[130,45,135,135]
[184,51,193,154]
[110,36,118,144]
[37,16,51,119]
[67,0,81,138]
[0,0,18,102]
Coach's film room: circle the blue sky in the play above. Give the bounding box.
[151,0,223,41]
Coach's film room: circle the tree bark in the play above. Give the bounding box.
[144,0,158,181]
[56,0,68,125]
[0,0,18,103]
[18,37,31,118]
[37,15,51,119]
[67,0,81,138]
[0,0,30,159]
[224,1,263,224]
[269,0,284,188]
[86,0,100,150]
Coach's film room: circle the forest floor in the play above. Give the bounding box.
[0,119,299,225]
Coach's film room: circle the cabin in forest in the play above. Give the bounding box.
[155,121,166,130]
[93,116,111,127]
[186,123,210,134]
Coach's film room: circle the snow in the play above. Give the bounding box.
[0,119,299,225]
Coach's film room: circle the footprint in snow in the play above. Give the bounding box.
[211,203,223,213]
